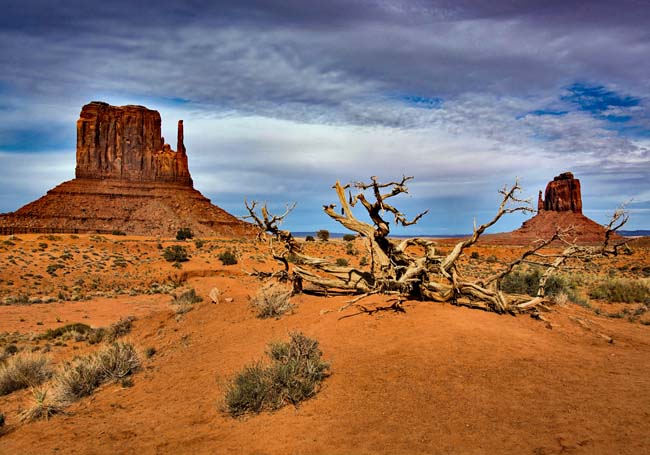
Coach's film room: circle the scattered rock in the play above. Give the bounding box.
[209,288,220,304]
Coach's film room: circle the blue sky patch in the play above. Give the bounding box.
[400,95,442,109]
[562,83,640,114]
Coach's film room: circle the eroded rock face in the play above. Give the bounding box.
[75,102,192,185]
[540,172,582,213]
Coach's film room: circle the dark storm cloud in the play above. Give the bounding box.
[1,0,649,230]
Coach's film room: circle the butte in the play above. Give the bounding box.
[0,101,253,237]
[489,172,620,245]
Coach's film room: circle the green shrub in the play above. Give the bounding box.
[305,235,315,242]
[342,234,356,242]
[359,256,368,267]
[316,230,330,241]
[588,278,650,303]
[194,239,205,249]
[176,228,194,240]
[0,353,52,395]
[500,267,567,297]
[335,258,349,267]
[218,250,238,265]
[470,251,480,259]
[111,230,126,236]
[163,245,189,262]
[250,284,293,319]
[224,332,329,416]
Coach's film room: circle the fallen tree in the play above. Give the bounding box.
[244,176,629,314]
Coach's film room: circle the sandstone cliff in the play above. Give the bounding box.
[76,102,192,185]
[539,172,582,213]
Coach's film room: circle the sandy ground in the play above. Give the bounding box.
[1,234,650,454]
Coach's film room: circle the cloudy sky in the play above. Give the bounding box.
[1,0,649,234]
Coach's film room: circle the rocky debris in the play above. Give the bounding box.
[539,172,582,213]
[0,102,255,237]
[76,102,192,185]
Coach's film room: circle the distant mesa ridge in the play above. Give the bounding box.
[0,101,254,237]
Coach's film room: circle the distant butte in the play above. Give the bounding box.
[0,102,254,237]
[488,172,619,245]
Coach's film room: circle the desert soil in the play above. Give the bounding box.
[1,234,650,454]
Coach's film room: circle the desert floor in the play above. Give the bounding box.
[1,234,650,454]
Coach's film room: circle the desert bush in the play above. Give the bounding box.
[172,288,202,305]
[224,332,329,416]
[111,230,126,236]
[486,255,498,263]
[335,258,349,267]
[359,256,368,266]
[250,284,294,319]
[163,245,189,262]
[176,228,194,240]
[171,289,202,315]
[588,278,650,303]
[41,323,92,340]
[102,316,136,343]
[345,242,358,256]
[470,251,480,259]
[0,353,52,395]
[342,234,356,242]
[194,239,205,249]
[305,235,315,242]
[316,229,330,241]
[500,267,567,297]
[218,249,238,266]
[53,342,140,404]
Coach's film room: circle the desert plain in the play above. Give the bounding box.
[1,233,649,454]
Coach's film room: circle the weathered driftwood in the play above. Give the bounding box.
[244,176,628,314]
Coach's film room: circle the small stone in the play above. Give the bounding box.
[209,287,220,304]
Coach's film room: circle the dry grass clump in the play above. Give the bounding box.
[224,332,329,416]
[54,342,140,405]
[250,284,294,319]
[0,353,52,395]
[18,389,63,422]
[20,342,140,421]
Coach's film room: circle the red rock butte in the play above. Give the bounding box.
[0,102,254,237]
[487,172,619,245]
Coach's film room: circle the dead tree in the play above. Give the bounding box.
[244,176,628,314]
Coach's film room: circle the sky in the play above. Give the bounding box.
[1,0,649,234]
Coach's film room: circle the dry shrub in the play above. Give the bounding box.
[0,353,52,395]
[171,289,202,315]
[250,284,294,319]
[588,278,650,303]
[53,342,140,405]
[224,332,329,416]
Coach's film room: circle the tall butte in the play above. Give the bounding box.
[0,101,254,237]
[505,171,618,244]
